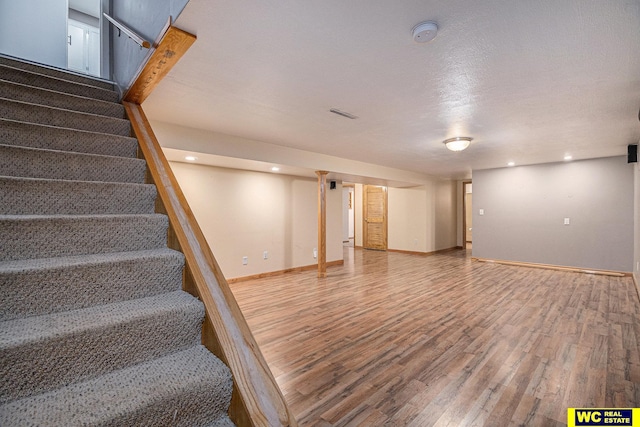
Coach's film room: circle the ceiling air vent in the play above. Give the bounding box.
[329,108,358,120]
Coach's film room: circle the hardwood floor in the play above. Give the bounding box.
[229,248,640,426]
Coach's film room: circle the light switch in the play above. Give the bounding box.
[479,209,484,216]
[564,218,570,225]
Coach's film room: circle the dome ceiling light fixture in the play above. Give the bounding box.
[443,137,473,152]
[412,21,438,43]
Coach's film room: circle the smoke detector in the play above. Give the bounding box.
[412,21,438,43]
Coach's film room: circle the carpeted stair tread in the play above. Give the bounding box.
[0,98,130,135]
[1,290,205,403]
[0,214,169,261]
[0,118,138,157]
[206,418,237,427]
[0,57,235,426]
[0,176,157,215]
[0,144,146,183]
[0,79,125,118]
[0,248,185,321]
[0,63,118,102]
[0,345,233,427]
[0,55,115,91]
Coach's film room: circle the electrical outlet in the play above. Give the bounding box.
[263,251,268,260]
[242,256,248,265]
[313,248,317,259]
[564,217,570,225]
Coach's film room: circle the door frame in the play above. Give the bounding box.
[462,180,472,248]
[67,18,101,76]
[343,184,356,245]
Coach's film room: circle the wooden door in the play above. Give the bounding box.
[363,185,387,250]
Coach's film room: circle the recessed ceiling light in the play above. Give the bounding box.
[564,155,572,161]
[185,156,197,161]
[271,166,280,172]
[507,161,515,167]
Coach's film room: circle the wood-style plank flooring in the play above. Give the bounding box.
[229,248,640,426]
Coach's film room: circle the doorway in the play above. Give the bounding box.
[462,181,472,250]
[343,185,355,247]
[67,0,101,76]
[363,185,387,251]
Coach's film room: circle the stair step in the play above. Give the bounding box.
[0,144,146,183]
[0,63,118,102]
[0,118,138,158]
[0,55,115,91]
[0,98,130,135]
[0,176,157,215]
[0,345,233,427]
[0,79,125,118]
[0,249,185,321]
[0,214,169,261]
[0,290,205,403]
[0,56,235,426]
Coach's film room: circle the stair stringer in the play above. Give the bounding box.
[125,102,298,427]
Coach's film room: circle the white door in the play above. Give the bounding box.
[67,22,85,72]
[87,27,100,76]
[67,19,100,76]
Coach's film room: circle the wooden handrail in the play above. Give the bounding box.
[103,13,151,49]
[124,25,195,104]
[123,102,297,427]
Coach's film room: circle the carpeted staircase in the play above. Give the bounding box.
[0,56,234,426]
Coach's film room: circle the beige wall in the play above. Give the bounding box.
[473,156,634,272]
[434,180,458,251]
[153,120,459,259]
[169,161,343,279]
[388,187,428,252]
[356,182,457,253]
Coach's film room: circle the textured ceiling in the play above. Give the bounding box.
[143,0,640,179]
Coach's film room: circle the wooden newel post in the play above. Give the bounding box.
[316,171,328,278]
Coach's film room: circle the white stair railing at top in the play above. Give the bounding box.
[103,13,150,49]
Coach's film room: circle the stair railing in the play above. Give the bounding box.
[103,13,151,49]
[124,102,297,427]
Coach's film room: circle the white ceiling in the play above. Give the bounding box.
[69,0,101,18]
[143,0,640,180]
